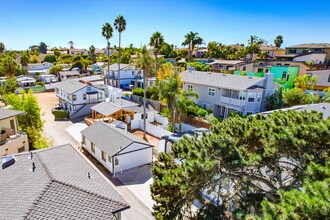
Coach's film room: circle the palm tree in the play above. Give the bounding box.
[182,32,203,61]
[133,45,154,140]
[102,22,113,85]
[0,42,5,54]
[89,45,96,63]
[68,41,74,49]
[149,32,164,77]
[274,35,284,48]
[114,15,126,88]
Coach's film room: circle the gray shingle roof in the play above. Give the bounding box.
[107,64,131,71]
[286,43,330,49]
[208,60,244,65]
[0,109,25,120]
[180,70,265,90]
[55,79,86,94]
[81,122,152,157]
[260,103,330,119]
[0,144,129,219]
[59,70,80,76]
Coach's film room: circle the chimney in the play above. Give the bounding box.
[264,73,274,97]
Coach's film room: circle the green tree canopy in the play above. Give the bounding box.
[0,55,19,77]
[49,65,63,75]
[3,90,48,149]
[43,54,57,63]
[151,110,330,219]
[0,42,5,54]
[274,35,284,48]
[39,42,47,54]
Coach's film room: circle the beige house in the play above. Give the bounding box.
[0,109,29,156]
[306,69,330,90]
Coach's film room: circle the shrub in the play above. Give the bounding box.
[52,110,69,119]
[132,88,144,97]
[36,81,45,86]
[197,108,208,117]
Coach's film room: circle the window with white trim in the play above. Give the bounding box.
[72,95,76,101]
[83,94,87,100]
[239,92,246,100]
[187,84,193,91]
[248,93,256,102]
[97,93,102,99]
[257,92,262,102]
[101,151,106,162]
[208,88,216,96]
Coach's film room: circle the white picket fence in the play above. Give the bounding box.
[155,114,168,125]
[131,119,172,139]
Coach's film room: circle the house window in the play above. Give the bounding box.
[115,157,119,165]
[72,95,76,101]
[56,88,59,94]
[328,75,330,82]
[257,68,263,73]
[246,112,253,116]
[243,66,246,71]
[98,93,102,99]
[108,156,112,163]
[208,88,216,96]
[203,103,210,110]
[187,84,193,91]
[83,94,87,100]
[101,151,106,162]
[18,146,25,153]
[248,93,256,102]
[132,71,135,75]
[257,92,262,102]
[141,113,148,119]
[288,49,296,54]
[282,71,287,80]
[91,142,95,153]
[265,69,269,73]
[286,72,290,81]
[239,92,246,100]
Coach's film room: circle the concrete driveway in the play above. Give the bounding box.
[116,164,155,211]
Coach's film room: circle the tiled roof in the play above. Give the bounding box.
[286,43,330,49]
[0,144,129,219]
[180,70,265,90]
[55,79,86,94]
[0,109,25,120]
[208,59,244,65]
[81,122,152,157]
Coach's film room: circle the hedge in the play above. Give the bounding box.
[52,110,70,119]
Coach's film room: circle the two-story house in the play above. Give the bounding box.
[180,70,277,118]
[55,80,106,119]
[208,60,245,72]
[283,43,330,65]
[58,70,80,82]
[0,109,29,156]
[27,62,53,75]
[104,64,142,88]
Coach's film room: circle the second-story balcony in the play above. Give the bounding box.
[220,96,245,107]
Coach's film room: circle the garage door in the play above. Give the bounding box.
[115,148,153,172]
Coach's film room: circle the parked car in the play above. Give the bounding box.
[51,106,62,112]
[123,84,134,91]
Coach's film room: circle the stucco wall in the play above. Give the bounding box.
[0,134,29,156]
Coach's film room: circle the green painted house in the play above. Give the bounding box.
[234,66,299,89]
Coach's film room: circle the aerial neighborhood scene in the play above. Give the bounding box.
[1,0,330,219]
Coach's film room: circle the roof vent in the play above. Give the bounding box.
[28,152,33,160]
[223,74,226,76]
[2,155,16,169]
[88,172,91,179]
[30,162,36,172]
[248,76,253,79]
[322,106,326,109]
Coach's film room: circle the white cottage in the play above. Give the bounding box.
[81,122,154,174]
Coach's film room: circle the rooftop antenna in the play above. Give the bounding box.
[88,172,91,179]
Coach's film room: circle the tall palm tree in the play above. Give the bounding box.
[149,32,164,77]
[102,22,113,85]
[274,35,284,48]
[89,45,96,63]
[0,42,5,54]
[114,15,126,88]
[133,45,154,140]
[182,32,203,61]
[68,41,74,49]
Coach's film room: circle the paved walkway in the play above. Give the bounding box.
[34,92,154,220]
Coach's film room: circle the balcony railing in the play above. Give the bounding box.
[220,96,244,106]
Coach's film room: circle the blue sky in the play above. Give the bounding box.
[1,0,330,50]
